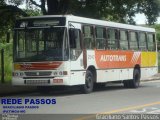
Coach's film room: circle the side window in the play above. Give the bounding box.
[130,31,138,50]
[148,33,155,51]
[83,26,94,49]
[120,30,129,50]
[96,27,106,49]
[107,28,118,49]
[69,28,82,61]
[139,32,147,50]
[69,29,81,49]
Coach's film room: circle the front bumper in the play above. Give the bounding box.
[12,76,71,86]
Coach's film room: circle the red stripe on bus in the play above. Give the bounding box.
[19,62,62,70]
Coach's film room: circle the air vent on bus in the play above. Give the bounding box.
[25,71,52,76]
[24,80,50,85]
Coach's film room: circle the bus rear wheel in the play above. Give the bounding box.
[80,70,94,94]
[123,69,140,88]
[131,69,140,88]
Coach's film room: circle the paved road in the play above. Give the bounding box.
[1,81,160,120]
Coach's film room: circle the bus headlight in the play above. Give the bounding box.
[12,72,24,77]
[13,72,19,77]
[19,72,24,76]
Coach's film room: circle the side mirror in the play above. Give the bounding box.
[69,29,76,48]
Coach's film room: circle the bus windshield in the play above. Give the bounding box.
[14,27,69,62]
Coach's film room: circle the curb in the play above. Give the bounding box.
[141,77,160,82]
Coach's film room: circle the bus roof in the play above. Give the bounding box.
[20,15,155,33]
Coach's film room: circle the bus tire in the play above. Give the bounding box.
[130,69,140,88]
[123,69,140,88]
[80,70,94,94]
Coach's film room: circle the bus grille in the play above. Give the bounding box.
[24,80,50,85]
[25,71,52,76]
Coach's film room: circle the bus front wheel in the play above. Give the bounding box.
[80,70,94,94]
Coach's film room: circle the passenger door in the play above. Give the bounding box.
[68,22,84,70]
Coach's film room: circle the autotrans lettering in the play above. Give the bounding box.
[95,50,141,69]
[100,55,127,62]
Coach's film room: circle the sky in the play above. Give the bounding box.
[134,14,147,24]
[134,13,160,24]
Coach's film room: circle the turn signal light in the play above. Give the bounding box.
[53,79,63,83]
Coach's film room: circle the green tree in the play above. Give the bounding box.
[138,0,160,25]
[0,0,42,42]
[0,0,160,34]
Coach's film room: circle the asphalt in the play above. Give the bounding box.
[0,84,36,96]
[0,73,160,96]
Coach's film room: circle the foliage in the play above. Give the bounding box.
[70,0,141,24]
[71,0,160,25]
[138,0,160,25]
[24,8,42,16]
[0,43,12,82]
[0,0,41,42]
[0,43,12,50]
[0,0,160,37]
[2,0,158,25]
[153,24,160,51]
[154,24,160,42]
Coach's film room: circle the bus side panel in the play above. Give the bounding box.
[98,69,119,82]
[141,51,158,79]
[70,71,86,85]
[141,52,157,67]
[96,68,134,83]
[70,53,86,85]
[95,50,141,82]
[119,68,130,80]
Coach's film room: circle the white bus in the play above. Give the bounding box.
[12,15,158,93]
